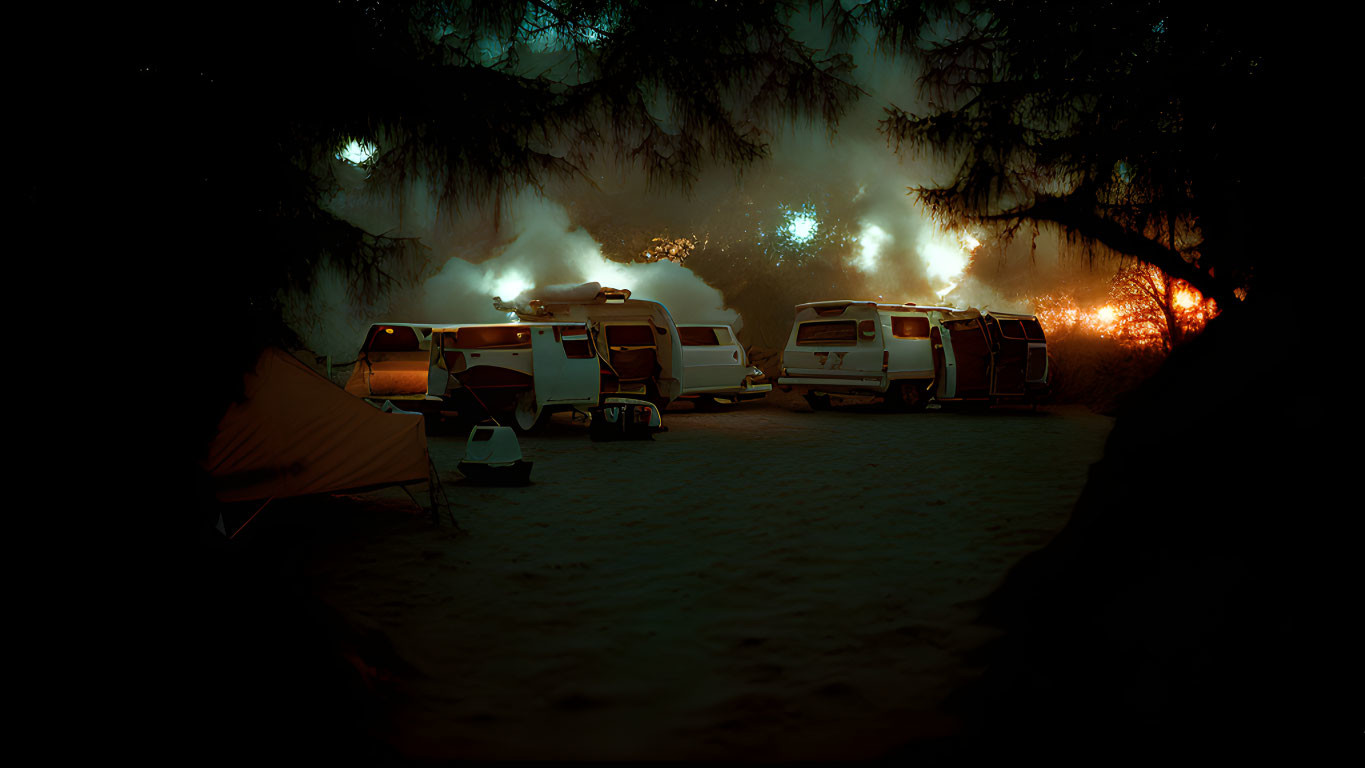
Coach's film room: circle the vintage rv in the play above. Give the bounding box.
[499,283,686,407]
[776,301,1049,410]
[675,323,771,406]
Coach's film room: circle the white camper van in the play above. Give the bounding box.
[776,301,1049,409]
[501,284,685,407]
[676,323,771,406]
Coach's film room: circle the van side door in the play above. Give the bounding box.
[530,324,600,409]
[679,325,743,391]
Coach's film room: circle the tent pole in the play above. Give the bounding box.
[230,497,273,540]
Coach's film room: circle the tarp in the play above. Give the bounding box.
[204,347,430,502]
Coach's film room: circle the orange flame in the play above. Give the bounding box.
[1033,265,1217,349]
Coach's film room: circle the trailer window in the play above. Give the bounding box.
[451,326,532,349]
[891,316,931,338]
[607,325,656,347]
[1022,318,1045,340]
[368,326,420,352]
[797,321,856,345]
[679,327,720,346]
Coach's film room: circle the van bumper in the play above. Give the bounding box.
[776,374,888,394]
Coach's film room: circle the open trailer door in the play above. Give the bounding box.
[345,324,432,398]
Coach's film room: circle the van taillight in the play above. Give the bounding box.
[882,351,889,372]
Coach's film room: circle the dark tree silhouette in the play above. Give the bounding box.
[115,0,862,456]
[102,3,864,760]
[842,1,1269,307]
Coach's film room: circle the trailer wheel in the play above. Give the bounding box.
[510,390,550,435]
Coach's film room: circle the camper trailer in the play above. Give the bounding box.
[676,323,771,406]
[776,301,1049,410]
[344,321,599,432]
[500,284,686,407]
[428,322,600,432]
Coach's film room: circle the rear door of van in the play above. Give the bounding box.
[785,310,883,379]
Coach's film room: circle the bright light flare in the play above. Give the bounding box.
[492,273,531,302]
[784,212,818,243]
[336,139,377,166]
[919,238,970,297]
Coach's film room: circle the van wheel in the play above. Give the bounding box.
[896,381,930,412]
[693,395,735,412]
[510,390,550,434]
[804,393,832,411]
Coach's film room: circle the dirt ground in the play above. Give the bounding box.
[286,398,1114,760]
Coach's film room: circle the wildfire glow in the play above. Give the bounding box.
[1032,264,1218,350]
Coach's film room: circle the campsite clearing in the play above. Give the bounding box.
[286,401,1114,760]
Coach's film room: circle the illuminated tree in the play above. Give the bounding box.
[1108,263,1216,351]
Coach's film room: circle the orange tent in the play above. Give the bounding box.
[204,347,432,503]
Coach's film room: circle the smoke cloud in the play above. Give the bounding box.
[287,18,1122,359]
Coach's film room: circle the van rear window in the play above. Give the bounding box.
[450,326,531,349]
[797,321,856,345]
[679,327,720,346]
[368,326,421,352]
[891,316,930,338]
[607,325,656,347]
[1022,318,1045,340]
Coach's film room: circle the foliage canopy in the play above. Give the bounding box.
[854,0,1270,306]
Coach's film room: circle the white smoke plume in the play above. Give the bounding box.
[420,194,740,327]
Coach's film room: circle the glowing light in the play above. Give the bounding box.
[853,223,889,273]
[784,212,818,243]
[1095,305,1117,324]
[493,273,531,301]
[960,232,981,251]
[1173,287,1199,310]
[337,139,377,166]
[919,239,970,296]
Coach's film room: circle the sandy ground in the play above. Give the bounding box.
[287,398,1114,761]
